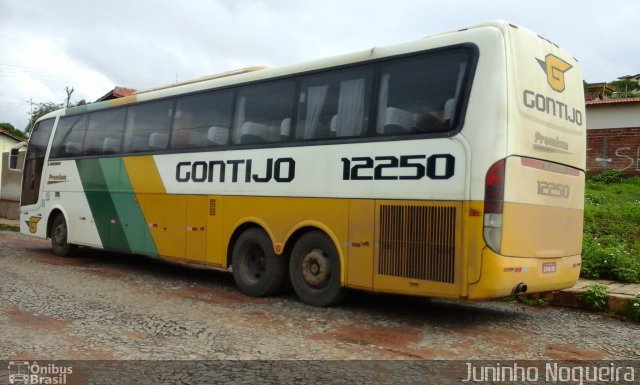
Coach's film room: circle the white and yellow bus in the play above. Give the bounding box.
[11,20,585,306]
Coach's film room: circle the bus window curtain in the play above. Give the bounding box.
[376,74,390,133]
[303,85,328,139]
[336,78,365,137]
[234,96,246,143]
[444,63,468,123]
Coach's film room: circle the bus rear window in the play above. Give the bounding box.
[376,50,471,136]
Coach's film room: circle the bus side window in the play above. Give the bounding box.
[233,81,295,145]
[83,108,126,155]
[376,50,470,136]
[172,90,233,149]
[50,115,88,158]
[123,100,174,153]
[296,68,372,140]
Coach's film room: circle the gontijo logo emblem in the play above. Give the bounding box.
[536,54,572,92]
[26,216,41,234]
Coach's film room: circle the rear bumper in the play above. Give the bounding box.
[467,247,581,299]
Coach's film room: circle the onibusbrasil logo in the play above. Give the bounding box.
[7,361,73,385]
[536,53,573,92]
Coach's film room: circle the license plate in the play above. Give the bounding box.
[542,262,557,274]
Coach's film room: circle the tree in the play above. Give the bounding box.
[0,122,28,140]
[25,102,63,133]
[608,79,640,98]
[24,86,89,133]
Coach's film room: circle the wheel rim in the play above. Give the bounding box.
[53,221,67,246]
[300,248,330,288]
[244,244,266,281]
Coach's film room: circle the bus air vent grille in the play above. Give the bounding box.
[378,205,456,283]
[209,199,216,216]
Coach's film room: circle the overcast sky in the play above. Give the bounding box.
[1,0,638,132]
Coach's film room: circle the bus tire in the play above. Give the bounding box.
[231,228,287,297]
[51,214,76,257]
[289,231,346,307]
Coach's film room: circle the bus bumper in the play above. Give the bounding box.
[467,247,581,299]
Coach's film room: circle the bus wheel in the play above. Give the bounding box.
[51,214,76,257]
[231,228,287,297]
[290,231,346,307]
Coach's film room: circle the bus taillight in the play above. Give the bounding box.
[484,159,505,253]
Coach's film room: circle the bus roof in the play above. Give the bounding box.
[37,20,529,124]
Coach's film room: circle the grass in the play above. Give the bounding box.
[582,171,640,283]
[0,224,19,232]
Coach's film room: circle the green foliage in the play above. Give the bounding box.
[0,122,28,140]
[625,295,640,322]
[24,93,90,133]
[587,170,626,184]
[580,284,609,311]
[582,176,640,283]
[609,79,640,98]
[518,295,549,307]
[0,224,19,232]
[25,102,63,133]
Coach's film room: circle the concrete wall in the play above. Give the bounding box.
[0,151,24,219]
[586,103,640,130]
[0,134,21,188]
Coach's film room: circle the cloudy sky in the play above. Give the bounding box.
[1,0,638,132]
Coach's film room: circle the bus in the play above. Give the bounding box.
[10,20,585,306]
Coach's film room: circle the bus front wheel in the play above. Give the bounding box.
[231,228,287,297]
[51,214,76,257]
[289,231,346,307]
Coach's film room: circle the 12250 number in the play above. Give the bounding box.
[341,154,455,180]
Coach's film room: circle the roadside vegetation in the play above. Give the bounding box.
[0,224,19,232]
[582,170,640,283]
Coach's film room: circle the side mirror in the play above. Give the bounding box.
[9,142,27,170]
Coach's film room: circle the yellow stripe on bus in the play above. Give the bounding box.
[122,156,183,258]
[123,156,166,194]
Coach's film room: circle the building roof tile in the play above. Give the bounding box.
[586,97,640,106]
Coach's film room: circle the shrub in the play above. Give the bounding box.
[580,284,609,311]
[625,295,640,322]
[588,169,626,184]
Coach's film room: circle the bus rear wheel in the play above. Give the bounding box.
[51,214,76,257]
[289,231,346,307]
[231,228,287,297]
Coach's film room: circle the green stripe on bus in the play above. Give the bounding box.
[76,158,129,252]
[76,158,158,256]
[99,158,158,256]
[65,101,109,116]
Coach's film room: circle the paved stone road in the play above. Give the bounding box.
[1,230,639,379]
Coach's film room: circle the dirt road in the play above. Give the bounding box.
[1,230,638,383]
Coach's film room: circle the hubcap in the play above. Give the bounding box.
[246,246,265,280]
[53,223,66,245]
[301,248,329,288]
